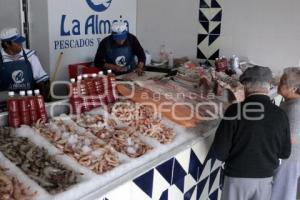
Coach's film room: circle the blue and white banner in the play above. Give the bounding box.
[47,0,137,80]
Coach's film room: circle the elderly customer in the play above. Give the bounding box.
[271,67,300,200]
[211,65,291,200]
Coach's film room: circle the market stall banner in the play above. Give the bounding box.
[47,0,137,82]
[197,0,223,66]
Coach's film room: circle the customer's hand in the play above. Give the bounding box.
[291,135,297,144]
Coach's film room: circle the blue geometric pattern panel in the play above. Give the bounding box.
[197,0,223,66]
[133,169,154,198]
[132,145,224,200]
[156,158,174,184]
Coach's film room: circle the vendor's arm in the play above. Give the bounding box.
[129,34,146,74]
[94,39,106,69]
[29,52,50,100]
[211,104,237,162]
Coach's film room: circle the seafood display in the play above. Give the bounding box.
[138,80,223,118]
[211,70,245,102]
[117,83,199,127]
[71,114,153,158]
[109,100,175,144]
[33,120,119,174]
[0,127,78,194]
[0,166,36,200]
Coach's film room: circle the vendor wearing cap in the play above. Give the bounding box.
[0,28,50,99]
[94,22,146,75]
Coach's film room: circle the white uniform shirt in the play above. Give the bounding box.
[0,48,49,83]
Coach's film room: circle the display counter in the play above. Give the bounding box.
[0,99,223,200]
[0,69,279,200]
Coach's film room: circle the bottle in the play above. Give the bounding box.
[27,90,39,124]
[91,73,101,108]
[7,91,21,128]
[106,70,117,103]
[159,44,168,62]
[85,73,98,108]
[18,91,31,126]
[69,78,82,114]
[78,76,92,112]
[168,51,174,68]
[34,89,48,123]
[94,71,106,105]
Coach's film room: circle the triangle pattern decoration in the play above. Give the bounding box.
[159,189,168,200]
[209,189,219,200]
[209,170,221,194]
[168,184,184,200]
[199,178,210,200]
[200,21,210,33]
[209,34,220,46]
[188,149,203,181]
[209,22,220,34]
[156,158,174,184]
[200,0,210,8]
[184,185,196,200]
[211,0,221,8]
[209,168,221,194]
[184,174,197,194]
[198,34,208,45]
[196,177,209,200]
[199,159,211,182]
[174,177,185,193]
[211,10,222,22]
[175,148,192,173]
[199,9,210,22]
[133,169,154,198]
[210,24,221,35]
[152,169,172,200]
[211,159,222,173]
[173,158,188,184]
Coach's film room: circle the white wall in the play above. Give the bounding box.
[0,0,22,33]
[220,0,300,72]
[29,0,50,75]
[137,0,199,61]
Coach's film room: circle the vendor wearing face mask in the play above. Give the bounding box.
[94,21,146,75]
[0,27,50,99]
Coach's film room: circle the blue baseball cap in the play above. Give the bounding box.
[112,31,128,41]
[0,28,26,44]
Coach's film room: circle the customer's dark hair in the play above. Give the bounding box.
[1,41,12,49]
